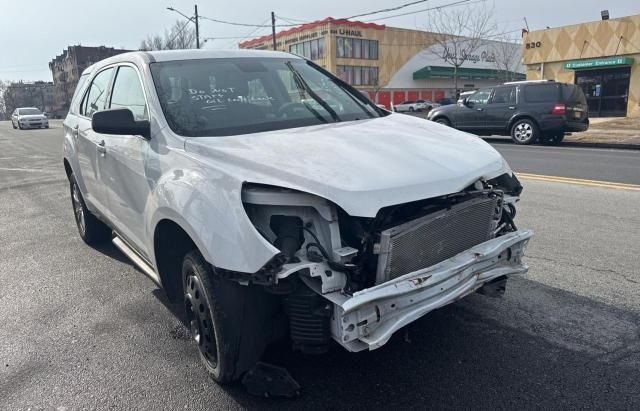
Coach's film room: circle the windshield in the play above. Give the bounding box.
[150,58,383,137]
[19,108,42,115]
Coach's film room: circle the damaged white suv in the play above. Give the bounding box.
[63,50,532,383]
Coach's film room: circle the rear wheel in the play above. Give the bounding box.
[542,133,564,145]
[510,119,539,145]
[182,251,276,383]
[69,174,111,244]
[434,117,451,127]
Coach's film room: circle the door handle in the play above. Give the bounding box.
[476,108,484,111]
[508,106,516,110]
[96,140,106,154]
[72,125,79,138]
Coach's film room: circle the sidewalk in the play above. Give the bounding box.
[563,117,640,148]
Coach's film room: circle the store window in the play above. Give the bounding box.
[336,65,379,86]
[336,37,379,60]
[289,38,326,60]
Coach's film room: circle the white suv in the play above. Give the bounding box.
[11,107,49,129]
[63,49,532,383]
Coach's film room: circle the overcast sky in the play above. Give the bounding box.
[1,0,638,82]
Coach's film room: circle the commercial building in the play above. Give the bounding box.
[523,13,640,117]
[3,81,55,115]
[239,17,523,107]
[49,45,131,116]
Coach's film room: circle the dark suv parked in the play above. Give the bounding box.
[427,80,589,145]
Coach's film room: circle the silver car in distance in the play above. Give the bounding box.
[63,49,532,383]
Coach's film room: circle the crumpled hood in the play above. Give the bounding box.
[184,113,511,217]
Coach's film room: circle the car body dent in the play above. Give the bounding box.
[303,229,533,352]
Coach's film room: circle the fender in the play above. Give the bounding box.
[147,164,279,274]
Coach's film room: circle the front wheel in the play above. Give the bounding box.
[409,107,415,112]
[182,251,276,383]
[12,122,17,129]
[510,119,539,145]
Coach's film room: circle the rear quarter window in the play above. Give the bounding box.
[523,84,559,103]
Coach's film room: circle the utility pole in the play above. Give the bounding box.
[195,5,200,49]
[271,11,277,51]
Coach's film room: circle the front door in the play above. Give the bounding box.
[576,67,630,117]
[75,67,115,215]
[455,89,491,130]
[484,86,517,131]
[100,65,152,256]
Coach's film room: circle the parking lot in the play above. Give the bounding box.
[1,120,639,409]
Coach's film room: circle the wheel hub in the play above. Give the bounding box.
[184,274,218,367]
[514,123,533,141]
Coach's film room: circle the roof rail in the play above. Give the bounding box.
[502,79,555,85]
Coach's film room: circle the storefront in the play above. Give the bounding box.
[240,17,523,108]
[523,14,640,118]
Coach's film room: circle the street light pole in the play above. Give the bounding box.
[194,5,200,49]
[167,5,200,49]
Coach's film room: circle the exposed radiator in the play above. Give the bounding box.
[375,196,500,283]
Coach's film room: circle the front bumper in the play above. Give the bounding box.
[303,229,533,352]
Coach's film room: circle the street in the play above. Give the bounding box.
[1,121,639,409]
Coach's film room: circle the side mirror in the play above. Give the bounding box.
[92,108,150,139]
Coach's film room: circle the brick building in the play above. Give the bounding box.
[49,45,131,116]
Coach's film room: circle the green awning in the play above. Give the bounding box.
[563,57,634,70]
[413,65,525,80]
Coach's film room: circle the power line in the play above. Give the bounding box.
[365,0,476,22]
[345,0,430,19]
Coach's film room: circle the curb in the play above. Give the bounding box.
[482,137,640,151]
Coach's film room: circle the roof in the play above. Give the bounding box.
[413,66,525,80]
[81,49,300,76]
[239,17,386,48]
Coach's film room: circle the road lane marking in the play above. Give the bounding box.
[517,172,640,191]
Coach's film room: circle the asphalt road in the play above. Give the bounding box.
[1,121,639,410]
[492,143,640,185]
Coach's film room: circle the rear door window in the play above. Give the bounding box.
[523,84,559,103]
[490,87,516,104]
[69,73,90,115]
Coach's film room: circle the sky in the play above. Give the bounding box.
[1,0,638,82]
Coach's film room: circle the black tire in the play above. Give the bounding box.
[510,118,539,145]
[69,174,111,244]
[409,107,415,112]
[541,133,564,145]
[434,117,451,127]
[17,123,23,130]
[182,251,276,383]
[12,122,17,129]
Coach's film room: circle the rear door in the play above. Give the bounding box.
[484,86,517,131]
[75,67,115,215]
[99,64,152,256]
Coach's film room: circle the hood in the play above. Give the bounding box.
[184,113,511,217]
[19,114,47,120]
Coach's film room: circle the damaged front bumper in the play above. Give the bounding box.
[302,229,533,352]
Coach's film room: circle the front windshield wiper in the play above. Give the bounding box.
[285,61,341,122]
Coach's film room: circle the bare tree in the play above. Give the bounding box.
[490,35,522,82]
[140,20,196,51]
[424,3,497,97]
[0,80,7,119]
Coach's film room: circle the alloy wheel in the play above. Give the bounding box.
[514,122,533,142]
[184,273,218,368]
[71,183,86,236]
